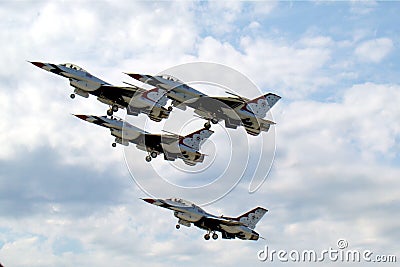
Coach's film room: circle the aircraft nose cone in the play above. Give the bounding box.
[29,61,45,68]
[127,73,143,80]
[73,114,88,121]
[141,198,156,204]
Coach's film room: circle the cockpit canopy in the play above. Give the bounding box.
[159,74,182,83]
[60,63,87,72]
[167,197,202,209]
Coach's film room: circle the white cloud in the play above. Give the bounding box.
[350,0,378,15]
[198,1,244,35]
[1,1,400,267]
[298,36,334,47]
[196,36,333,98]
[355,38,394,63]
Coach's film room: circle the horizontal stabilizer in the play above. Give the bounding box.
[179,128,214,151]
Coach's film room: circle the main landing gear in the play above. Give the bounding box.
[204,231,218,240]
[204,118,218,130]
[145,151,158,162]
[107,105,119,116]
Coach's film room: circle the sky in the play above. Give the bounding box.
[0,1,400,266]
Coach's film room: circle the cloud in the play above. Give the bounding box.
[355,38,394,63]
[197,36,333,98]
[267,82,400,246]
[350,0,378,15]
[1,1,400,267]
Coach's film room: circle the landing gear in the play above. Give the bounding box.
[167,106,173,111]
[107,105,118,117]
[150,151,158,158]
[112,142,117,147]
[204,230,217,240]
[145,155,152,162]
[70,93,75,99]
[175,224,180,229]
[204,118,218,130]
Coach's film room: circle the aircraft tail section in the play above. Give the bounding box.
[179,128,214,151]
[243,93,281,118]
[262,93,281,109]
[236,207,268,229]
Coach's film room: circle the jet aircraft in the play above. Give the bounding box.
[74,114,213,166]
[142,197,267,240]
[126,73,280,136]
[29,61,171,121]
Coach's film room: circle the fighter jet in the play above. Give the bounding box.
[142,197,267,240]
[126,73,280,136]
[29,61,171,121]
[74,114,213,166]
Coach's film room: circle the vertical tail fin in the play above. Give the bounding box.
[179,128,214,151]
[236,207,268,229]
[242,93,281,118]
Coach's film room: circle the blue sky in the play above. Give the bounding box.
[1,1,399,266]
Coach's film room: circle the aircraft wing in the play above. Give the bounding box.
[92,84,146,108]
[156,134,180,145]
[210,96,247,109]
[99,84,146,98]
[96,85,171,122]
[203,215,244,227]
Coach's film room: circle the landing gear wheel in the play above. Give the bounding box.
[112,105,119,112]
[212,233,218,240]
[167,106,173,111]
[70,93,75,99]
[175,224,180,229]
[211,118,218,124]
[107,109,113,116]
[204,233,210,240]
[150,151,157,158]
[145,155,152,162]
[204,122,211,130]
[112,143,117,147]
